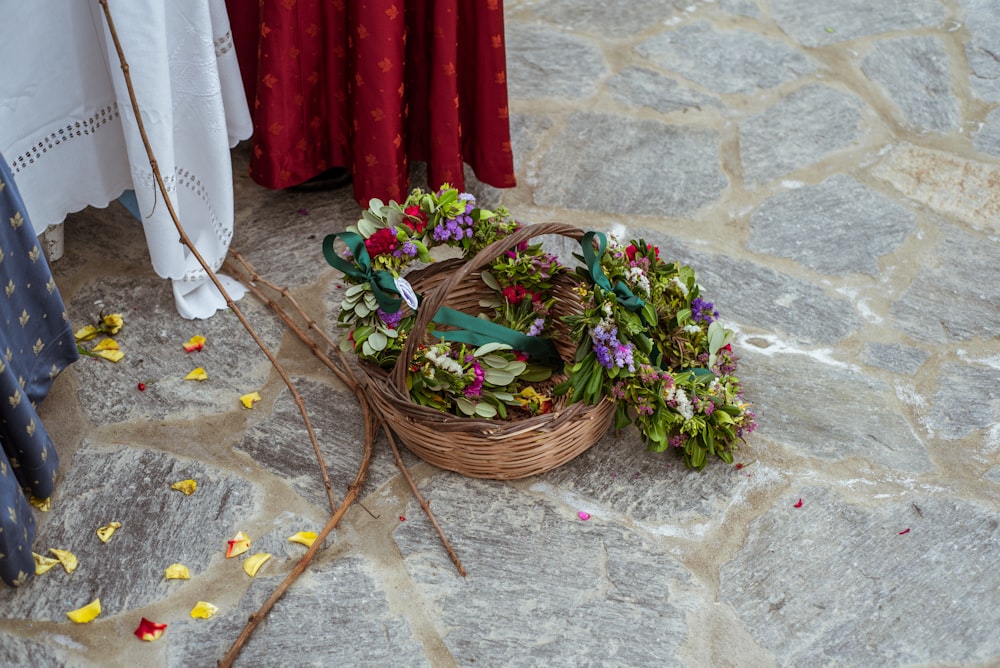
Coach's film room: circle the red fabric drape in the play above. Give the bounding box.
[225,0,516,204]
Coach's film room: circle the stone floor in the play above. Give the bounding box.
[2,0,999,666]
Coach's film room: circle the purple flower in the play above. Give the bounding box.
[527,317,545,337]
[378,308,403,329]
[464,359,485,397]
[691,297,719,324]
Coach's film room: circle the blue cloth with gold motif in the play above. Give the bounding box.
[0,154,78,587]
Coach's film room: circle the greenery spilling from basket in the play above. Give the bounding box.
[324,187,757,469]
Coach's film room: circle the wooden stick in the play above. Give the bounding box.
[223,254,467,576]
[96,0,338,515]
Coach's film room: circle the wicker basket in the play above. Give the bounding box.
[359,221,615,480]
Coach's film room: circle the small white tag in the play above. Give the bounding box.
[395,276,419,309]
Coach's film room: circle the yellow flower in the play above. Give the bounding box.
[102,313,124,334]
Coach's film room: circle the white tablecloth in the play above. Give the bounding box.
[0,1,252,318]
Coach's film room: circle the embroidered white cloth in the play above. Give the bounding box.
[0,1,252,319]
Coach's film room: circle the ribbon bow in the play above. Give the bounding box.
[323,231,403,313]
[580,231,645,311]
[431,307,564,372]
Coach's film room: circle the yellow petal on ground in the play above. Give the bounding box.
[190,601,219,619]
[96,521,122,543]
[92,338,119,352]
[94,349,125,363]
[182,335,206,352]
[49,548,78,574]
[74,325,99,341]
[287,531,318,548]
[225,531,251,558]
[184,367,208,381]
[242,552,272,578]
[66,598,102,623]
[29,496,51,511]
[33,552,61,575]
[164,563,191,580]
[102,313,124,334]
[170,479,197,495]
[239,391,262,409]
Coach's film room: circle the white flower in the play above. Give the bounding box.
[674,388,694,420]
[424,346,462,374]
[683,324,702,334]
[602,301,613,317]
[669,276,688,297]
[625,266,651,297]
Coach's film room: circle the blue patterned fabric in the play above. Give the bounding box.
[0,154,78,587]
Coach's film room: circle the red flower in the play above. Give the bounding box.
[625,243,660,262]
[364,228,399,257]
[403,205,427,234]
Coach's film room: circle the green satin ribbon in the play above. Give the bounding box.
[323,231,403,313]
[580,231,645,311]
[430,306,564,372]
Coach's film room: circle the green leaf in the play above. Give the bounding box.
[504,361,527,376]
[368,331,388,351]
[480,270,501,290]
[483,368,516,386]
[357,217,377,238]
[481,354,510,368]
[455,396,476,415]
[519,365,553,382]
[614,402,632,430]
[474,402,498,418]
[474,341,510,356]
[492,391,515,402]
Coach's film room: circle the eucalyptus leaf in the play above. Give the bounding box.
[355,303,371,318]
[357,217,377,238]
[361,340,374,356]
[483,368,515,386]
[345,283,368,298]
[481,354,510,369]
[364,292,378,309]
[474,402,498,418]
[368,198,385,211]
[474,341,510,357]
[504,360,527,376]
[368,331,388,351]
[519,365,553,383]
[455,396,476,416]
[480,271,501,290]
[492,391,515,402]
[387,208,403,227]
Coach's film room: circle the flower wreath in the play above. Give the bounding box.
[324,186,757,469]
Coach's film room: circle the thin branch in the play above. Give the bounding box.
[223,253,467,577]
[97,0,337,515]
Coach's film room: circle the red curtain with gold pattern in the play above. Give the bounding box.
[226,0,516,204]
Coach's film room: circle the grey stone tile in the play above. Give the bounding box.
[635,20,816,94]
[67,274,283,425]
[534,112,727,217]
[506,24,607,100]
[608,66,722,114]
[927,362,1000,440]
[393,475,705,667]
[863,343,930,375]
[737,349,931,472]
[769,0,947,47]
[234,376,413,511]
[0,442,261,620]
[166,555,430,667]
[972,106,1000,157]
[0,632,88,668]
[630,233,860,345]
[861,35,959,133]
[740,85,867,186]
[510,113,553,175]
[718,0,761,17]
[889,227,1000,342]
[530,0,684,38]
[961,0,1000,102]
[720,489,1000,666]
[748,175,915,275]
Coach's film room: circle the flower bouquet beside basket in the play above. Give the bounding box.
[323,186,757,477]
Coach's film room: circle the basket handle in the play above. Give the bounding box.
[390,221,588,391]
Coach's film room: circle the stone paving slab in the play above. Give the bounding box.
[2,1,999,666]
